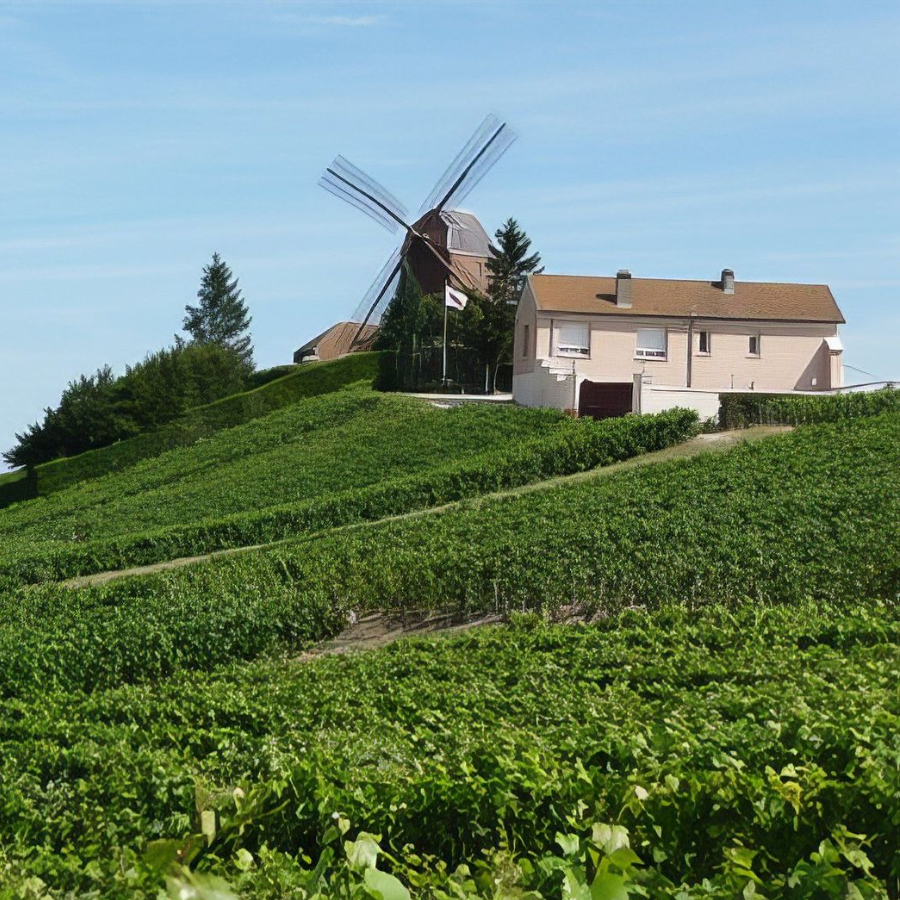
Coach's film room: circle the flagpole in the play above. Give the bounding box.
[442,281,449,387]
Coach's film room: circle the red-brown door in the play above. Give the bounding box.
[579,381,632,419]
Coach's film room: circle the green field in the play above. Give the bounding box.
[0,382,897,898]
[0,394,697,586]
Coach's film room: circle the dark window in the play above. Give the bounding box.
[522,324,530,357]
[699,331,710,354]
[749,334,760,356]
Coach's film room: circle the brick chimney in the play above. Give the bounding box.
[721,268,735,294]
[616,270,633,308]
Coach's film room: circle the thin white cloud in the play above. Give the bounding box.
[268,11,386,29]
[304,14,383,27]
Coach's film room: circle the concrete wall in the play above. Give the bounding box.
[637,385,722,421]
[513,367,577,411]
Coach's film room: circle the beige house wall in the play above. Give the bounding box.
[513,307,843,410]
[513,285,538,375]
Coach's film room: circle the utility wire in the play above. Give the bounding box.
[844,363,884,380]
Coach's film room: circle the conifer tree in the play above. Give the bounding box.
[183,253,254,368]
[465,218,543,390]
[486,218,543,305]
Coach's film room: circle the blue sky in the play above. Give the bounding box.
[1,0,898,464]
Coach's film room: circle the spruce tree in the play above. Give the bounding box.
[469,218,543,390]
[486,218,543,305]
[183,253,254,368]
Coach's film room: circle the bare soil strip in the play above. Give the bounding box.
[64,425,791,589]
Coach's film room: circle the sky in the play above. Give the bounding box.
[1,0,898,466]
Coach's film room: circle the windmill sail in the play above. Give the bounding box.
[418,114,517,215]
[319,156,409,233]
[350,247,403,333]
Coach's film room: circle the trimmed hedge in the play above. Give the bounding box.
[0,469,34,506]
[0,353,381,507]
[719,386,899,429]
[1,408,699,586]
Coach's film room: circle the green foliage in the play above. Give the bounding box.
[456,217,543,391]
[0,404,697,586]
[719,386,899,429]
[245,364,298,390]
[183,252,254,368]
[0,602,896,897]
[0,412,893,697]
[2,343,249,472]
[0,353,381,506]
[486,217,543,305]
[375,265,443,391]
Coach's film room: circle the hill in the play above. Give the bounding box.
[0,388,896,898]
[0,352,381,508]
[0,394,697,586]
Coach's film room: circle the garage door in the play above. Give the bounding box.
[579,381,632,419]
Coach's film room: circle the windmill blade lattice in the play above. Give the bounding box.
[319,156,409,234]
[350,247,403,326]
[418,114,517,216]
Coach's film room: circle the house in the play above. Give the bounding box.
[293,321,378,364]
[513,269,845,420]
[404,210,492,295]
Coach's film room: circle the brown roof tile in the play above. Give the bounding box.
[529,274,844,323]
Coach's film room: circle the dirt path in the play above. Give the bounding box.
[296,610,505,660]
[64,425,790,589]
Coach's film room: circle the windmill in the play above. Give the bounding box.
[319,114,517,347]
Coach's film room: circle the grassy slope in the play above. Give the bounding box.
[0,352,381,507]
[0,388,568,555]
[0,404,698,587]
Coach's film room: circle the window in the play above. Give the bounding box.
[748,333,761,357]
[635,327,667,360]
[698,331,710,354]
[555,321,589,357]
[522,324,530,358]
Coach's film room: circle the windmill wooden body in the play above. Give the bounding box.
[319,115,517,346]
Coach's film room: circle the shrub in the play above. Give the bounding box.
[719,386,899,429]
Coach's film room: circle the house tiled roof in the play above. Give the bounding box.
[529,274,845,324]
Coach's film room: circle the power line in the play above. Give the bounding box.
[844,363,883,380]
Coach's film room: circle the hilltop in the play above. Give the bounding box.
[0,368,897,898]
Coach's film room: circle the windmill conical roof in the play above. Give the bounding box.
[439,210,492,257]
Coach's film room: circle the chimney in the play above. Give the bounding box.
[721,268,735,294]
[616,269,633,308]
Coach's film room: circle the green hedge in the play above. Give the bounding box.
[1,407,700,586]
[0,354,380,507]
[719,386,899,429]
[0,469,35,506]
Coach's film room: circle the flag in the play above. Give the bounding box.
[445,284,468,310]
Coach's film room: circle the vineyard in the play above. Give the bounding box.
[0,396,697,586]
[1,602,897,898]
[0,384,897,898]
